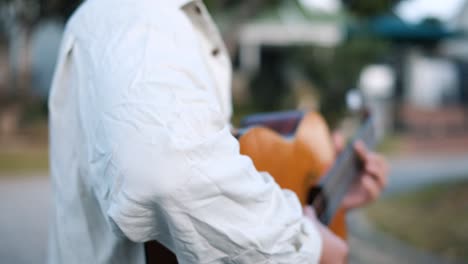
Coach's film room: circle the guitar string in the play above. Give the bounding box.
[317,119,376,222]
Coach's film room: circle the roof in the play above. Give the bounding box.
[351,15,462,42]
[238,1,345,47]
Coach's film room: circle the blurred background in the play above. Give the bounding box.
[0,0,467,263]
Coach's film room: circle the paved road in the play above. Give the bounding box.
[1,154,467,264]
[384,154,468,195]
[0,174,50,264]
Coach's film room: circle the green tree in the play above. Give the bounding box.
[0,0,82,100]
[298,37,390,126]
[342,0,404,17]
[244,0,404,125]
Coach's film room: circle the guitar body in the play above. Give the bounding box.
[238,112,348,238]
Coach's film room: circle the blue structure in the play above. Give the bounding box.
[349,15,463,42]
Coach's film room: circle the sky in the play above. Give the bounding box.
[301,0,467,24]
[396,0,466,23]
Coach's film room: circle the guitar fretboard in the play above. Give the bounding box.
[309,116,378,225]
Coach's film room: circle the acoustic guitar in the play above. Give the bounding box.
[145,110,377,263]
[238,110,377,237]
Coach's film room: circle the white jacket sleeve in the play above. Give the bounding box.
[95,24,322,264]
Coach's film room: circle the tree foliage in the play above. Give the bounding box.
[342,0,404,17]
[245,0,402,123]
[0,0,81,26]
[299,37,390,125]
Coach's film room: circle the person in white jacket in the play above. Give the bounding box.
[48,0,388,263]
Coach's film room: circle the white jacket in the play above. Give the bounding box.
[48,0,322,263]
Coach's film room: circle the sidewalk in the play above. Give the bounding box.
[0,174,50,264]
[385,154,468,195]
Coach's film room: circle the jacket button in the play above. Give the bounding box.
[212,48,220,56]
[194,5,202,14]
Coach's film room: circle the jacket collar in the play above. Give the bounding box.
[173,0,196,8]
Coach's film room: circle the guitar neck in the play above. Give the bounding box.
[308,116,378,225]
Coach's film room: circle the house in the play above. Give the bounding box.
[441,0,468,60]
[237,1,344,74]
[441,0,468,105]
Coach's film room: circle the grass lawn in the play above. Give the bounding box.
[376,134,402,155]
[366,180,468,262]
[0,119,49,175]
[0,147,49,174]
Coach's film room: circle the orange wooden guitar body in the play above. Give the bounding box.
[238,111,348,238]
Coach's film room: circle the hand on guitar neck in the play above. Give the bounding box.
[307,132,388,264]
[318,133,388,264]
[331,132,389,211]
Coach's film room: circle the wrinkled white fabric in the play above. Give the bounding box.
[48,0,322,263]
